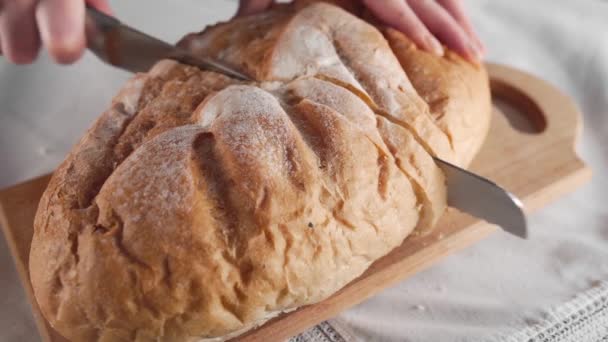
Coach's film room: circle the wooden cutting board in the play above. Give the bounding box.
[0,63,591,342]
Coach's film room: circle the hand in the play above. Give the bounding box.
[0,0,112,64]
[237,0,484,62]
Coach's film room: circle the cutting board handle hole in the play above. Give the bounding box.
[490,79,547,134]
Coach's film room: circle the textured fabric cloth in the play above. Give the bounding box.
[1,1,607,341]
[290,320,360,342]
[498,281,608,342]
[296,281,608,342]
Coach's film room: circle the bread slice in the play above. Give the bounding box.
[282,77,445,233]
[179,2,456,163]
[384,29,491,167]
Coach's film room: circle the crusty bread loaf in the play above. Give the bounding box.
[29,2,491,341]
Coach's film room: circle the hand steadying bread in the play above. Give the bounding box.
[20,0,491,341]
[0,0,483,64]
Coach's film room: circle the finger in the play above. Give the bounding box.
[0,0,41,64]
[407,0,480,62]
[437,0,485,54]
[36,0,86,64]
[236,0,273,17]
[362,0,443,56]
[86,0,113,15]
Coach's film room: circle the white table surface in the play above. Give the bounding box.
[1,1,607,341]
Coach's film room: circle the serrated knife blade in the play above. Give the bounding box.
[434,157,527,238]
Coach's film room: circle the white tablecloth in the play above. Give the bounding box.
[1,1,607,341]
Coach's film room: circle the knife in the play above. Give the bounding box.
[85,7,527,239]
[84,6,251,80]
[435,158,527,238]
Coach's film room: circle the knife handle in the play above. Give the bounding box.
[83,5,252,80]
[85,5,120,31]
[84,5,116,67]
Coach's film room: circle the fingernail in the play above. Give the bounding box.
[476,39,486,55]
[425,36,444,56]
[37,1,85,64]
[97,4,114,16]
[467,42,483,61]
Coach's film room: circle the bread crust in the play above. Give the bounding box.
[30,2,491,341]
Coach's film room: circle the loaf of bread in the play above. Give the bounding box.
[29,1,491,341]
